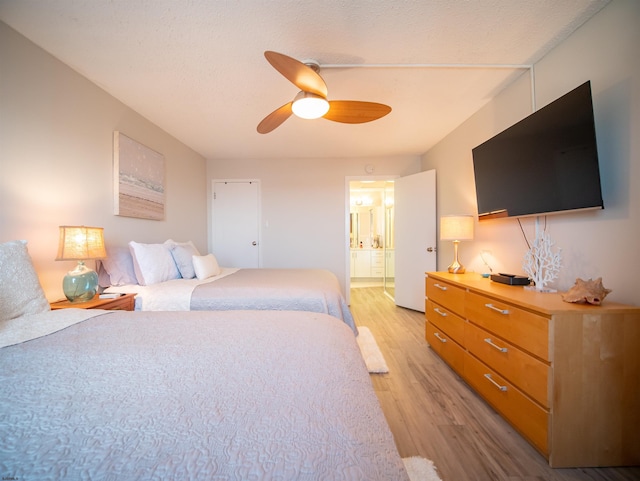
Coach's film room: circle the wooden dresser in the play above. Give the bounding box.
[425,271,640,468]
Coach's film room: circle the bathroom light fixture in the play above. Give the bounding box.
[440,215,474,274]
[291,91,330,119]
[55,225,106,302]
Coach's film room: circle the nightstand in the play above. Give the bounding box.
[50,293,136,311]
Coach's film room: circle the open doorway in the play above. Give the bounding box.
[347,178,395,301]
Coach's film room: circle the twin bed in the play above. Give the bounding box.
[100,241,357,333]
[0,240,409,480]
[104,267,357,333]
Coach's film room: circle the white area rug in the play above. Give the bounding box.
[356,326,389,373]
[403,456,442,481]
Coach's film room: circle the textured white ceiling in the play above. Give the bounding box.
[0,0,609,160]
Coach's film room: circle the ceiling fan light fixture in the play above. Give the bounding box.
[258,51,391,132]
[291,91,329,119]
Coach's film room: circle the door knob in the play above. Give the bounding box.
[252,241,257,246]
[427,247,436,252]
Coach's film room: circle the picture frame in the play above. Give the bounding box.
[113,131,165,220]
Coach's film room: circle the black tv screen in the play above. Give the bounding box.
[472,81,604,221]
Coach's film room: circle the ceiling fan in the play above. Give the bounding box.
[257,51,392,134]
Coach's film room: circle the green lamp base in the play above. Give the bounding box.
[63,261,99,302]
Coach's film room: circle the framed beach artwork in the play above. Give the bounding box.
[113,131,165,220]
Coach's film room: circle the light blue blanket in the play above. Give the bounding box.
[191,268,357,333]
[0,310,407,481]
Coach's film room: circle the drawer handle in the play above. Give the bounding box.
[484,303,509,315]
[484,373,508,392]
[433,307,447,317]
[433,283,448,291]
[484,338,508,353]
[433,332,447,343]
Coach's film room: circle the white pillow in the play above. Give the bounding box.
[99,245,139,286]
[192,253,221,280]
[0,240,50,323]
[165,240,200,279]
[128,241,180,286]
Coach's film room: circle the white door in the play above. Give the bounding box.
[394,170,437,311]
[211,180,260,268]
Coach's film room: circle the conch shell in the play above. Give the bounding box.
[561,277,612,305]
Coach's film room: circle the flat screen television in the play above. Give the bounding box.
[472,81,604,221]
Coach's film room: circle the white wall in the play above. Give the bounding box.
[422,0,640,305]
[0,22,208,301]
[207,156,421,294]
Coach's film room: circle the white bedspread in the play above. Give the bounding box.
[106,267,357,333]
[105,267,239,310]
[0,310,409,481]
[0,308,110,348]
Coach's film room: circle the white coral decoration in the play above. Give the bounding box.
[522,231,562,291]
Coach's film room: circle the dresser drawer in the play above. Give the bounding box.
[426,277,466,317]
[465,291,549,361]
[426,299,465,344]
[426,321,465,374]
[465,322,550,408]
[464,352,549,455]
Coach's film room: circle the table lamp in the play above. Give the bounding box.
[56,226,106,302]
[440,215,474,274]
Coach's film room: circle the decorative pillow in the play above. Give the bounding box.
[0,240,50,323]
[165,240,201,279]
[128,241,180,286]
[99,245,139,287]
[192,253,221,280]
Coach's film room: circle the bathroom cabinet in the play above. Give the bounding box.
[350,249,388,279]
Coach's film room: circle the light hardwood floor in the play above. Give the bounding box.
[349,286,640,481]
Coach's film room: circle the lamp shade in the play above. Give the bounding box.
[56,226,106,260]
[440,215,474,241]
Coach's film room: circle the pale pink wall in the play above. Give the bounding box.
[0,23,208,301]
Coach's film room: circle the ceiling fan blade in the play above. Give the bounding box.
[264,51,328,98]
[257,102,293,134]
[324,101,392,124]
